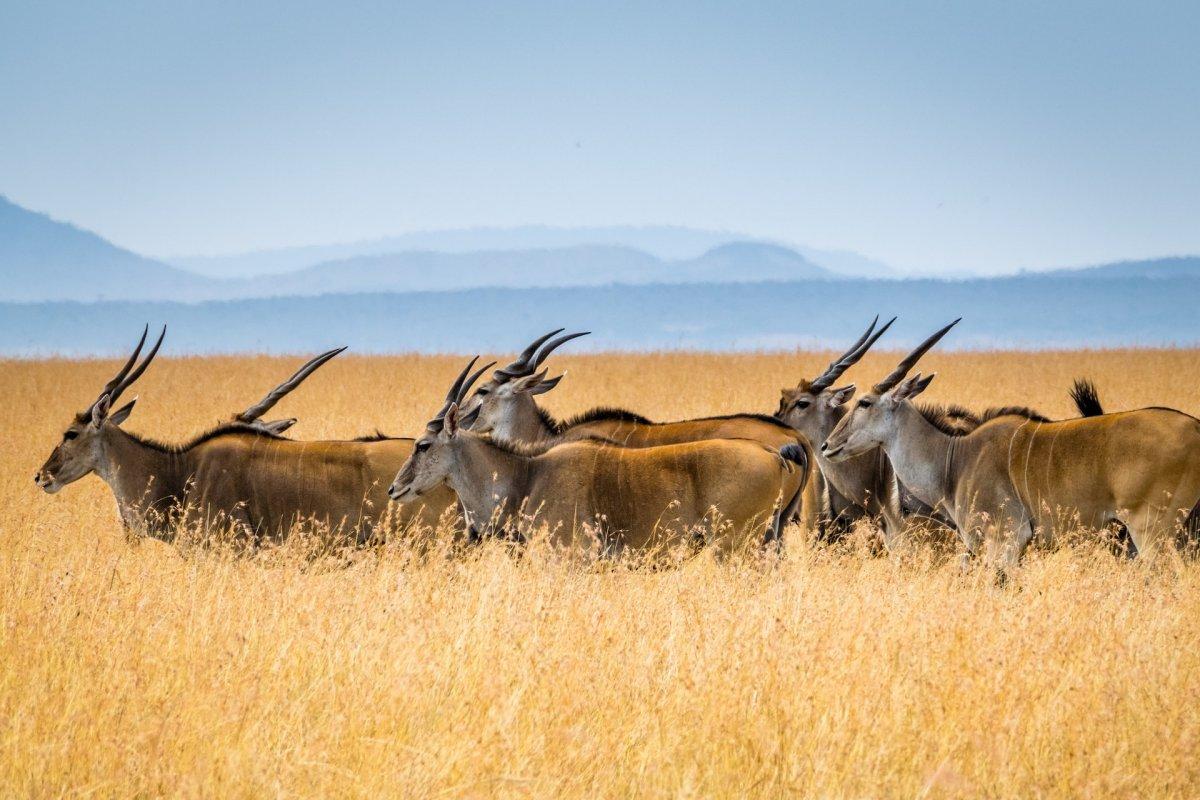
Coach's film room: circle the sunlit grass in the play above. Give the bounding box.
[2,348,1199,797]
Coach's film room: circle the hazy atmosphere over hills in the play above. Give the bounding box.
[2,194,1199,354]
[166,225,896,279]
[0,196,211,302]
[4,276,1198,356]
[1,196,849,302]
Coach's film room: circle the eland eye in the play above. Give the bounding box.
[415,441,431,453]
[858,399,873,409]
[476,388,489,396]
[795,400,811,409]
[63,430,78,441]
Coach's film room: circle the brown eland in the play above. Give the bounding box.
[390,359,808,558]
[458,328,815,537]
[775,316,917,547]
[35,329,461,543]
[776,316,1060,551]
[821,320,1200,571]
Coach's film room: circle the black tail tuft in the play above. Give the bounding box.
[779,443,808,473]
[1070,378,1104,417]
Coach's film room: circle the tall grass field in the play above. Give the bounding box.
[3,349,1200,797]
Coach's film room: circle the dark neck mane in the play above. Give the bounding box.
[534,405,566,436]
[553,406,793,432]
[353,430,395,442]
[916,403,979,436]
[979,405,1051,424]
[916,402,1051,436]
[124,422,285,454]
[556,406,652,432]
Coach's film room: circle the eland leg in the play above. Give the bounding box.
[1122,503,1188,561]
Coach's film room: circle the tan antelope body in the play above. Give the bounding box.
[57,424,452,540]
[776,317,1058,549]
[776,317,914,544]
[823,321,1200,570]
[390,360,808,555]
[459,330,815,535]
[535,411,817,540]
[36,330,456,542]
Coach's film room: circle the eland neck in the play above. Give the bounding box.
[809,404,888,509]
[97,426,187,534]
[815,444,892,513]
[878,402,957,513]
[445,435,534,533]
[494,396,557,445]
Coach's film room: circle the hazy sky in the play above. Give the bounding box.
[1,1,1197,273]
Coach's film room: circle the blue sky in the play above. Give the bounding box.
[1,0,1197,273]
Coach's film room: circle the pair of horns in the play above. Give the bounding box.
[493,328,590,381]
[872,318,961,394]
[96,330,348,427]
[431,355,496,427]
[236,346,347,424]
[803,316,960,396]
[90,325,167,416]
[808,315,897,393]
[239,346,490,432]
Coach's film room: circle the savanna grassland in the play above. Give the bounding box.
[3,348,1200,798]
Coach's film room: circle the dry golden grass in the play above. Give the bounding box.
[3,348,1200,798]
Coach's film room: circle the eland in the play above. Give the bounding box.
[36,328,459,543]
[390,358,808,557]
[821,320,1200,570]
[459,329,815,537]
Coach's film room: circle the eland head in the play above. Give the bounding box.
[36,325,166,493]
[821,319,960,462]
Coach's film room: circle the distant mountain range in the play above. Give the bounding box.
[2,193,1200,353]
[6,194,1200,304]
[225,241,832,298]
[0,196,211,302]
[165,224,897,280]
[4,275,1198,356]
[1037,256,1200,280]
[1,196,847,302]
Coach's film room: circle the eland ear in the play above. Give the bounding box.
[108,398,138,426]
[829,385,856,406]
[893,372,935,401]
[261,418,297,434]
[443,402,461,437]
[91,394,112,427]
[528,373,564,395]
[511,369,549,394]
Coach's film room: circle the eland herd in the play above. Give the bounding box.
[36,319,1200,574]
